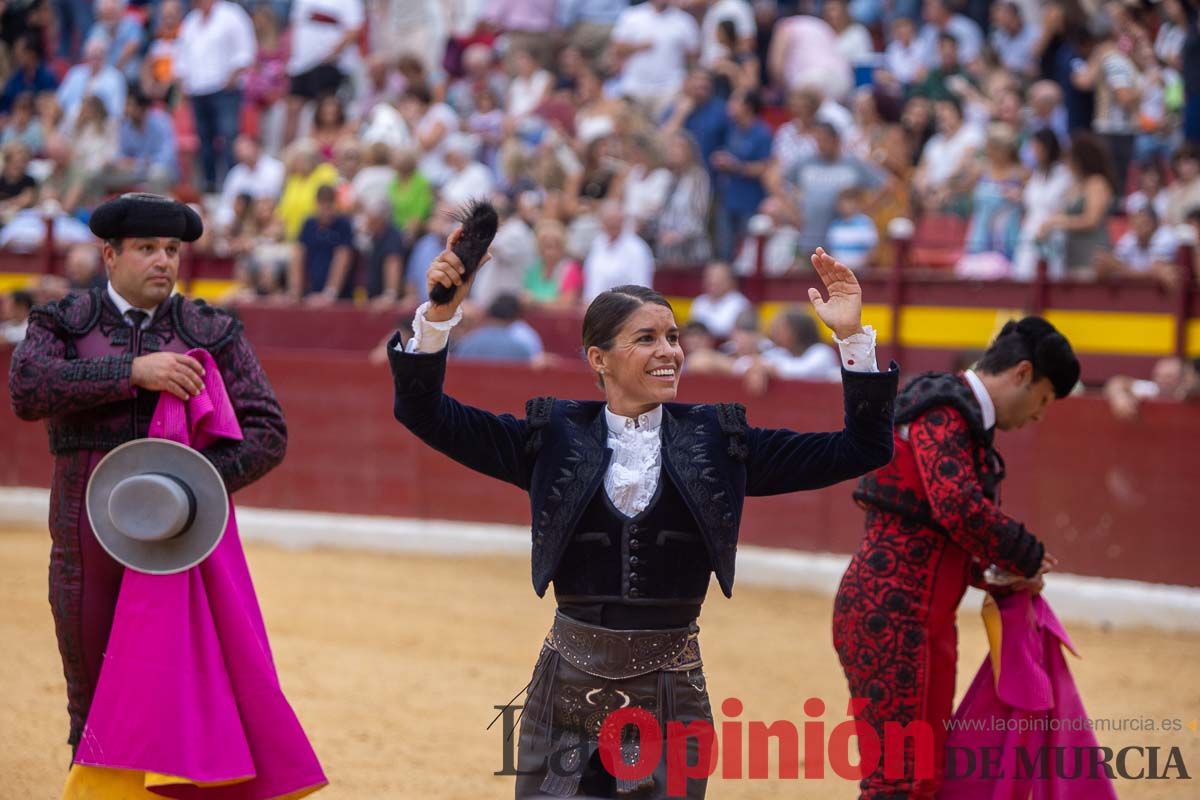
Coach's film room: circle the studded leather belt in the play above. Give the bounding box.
[545,611,702,681]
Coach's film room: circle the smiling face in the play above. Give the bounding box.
[105,237,182,308]
[587,303,684,416]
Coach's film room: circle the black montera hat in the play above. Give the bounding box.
[999,317,1081,398]
[89,192,204,242]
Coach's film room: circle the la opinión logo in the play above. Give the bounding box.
[494,697,1193,794]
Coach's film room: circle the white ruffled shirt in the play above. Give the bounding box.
[603,405,664,516]
[400,302,881,516]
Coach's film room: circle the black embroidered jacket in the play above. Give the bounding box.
[388,339,899,597]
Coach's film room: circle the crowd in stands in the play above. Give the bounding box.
[1,0,1200,391]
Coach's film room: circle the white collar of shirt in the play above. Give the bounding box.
[602,404,664,517]
[604,404,663,437]
[106,282,158,328]
[963,369,997,431]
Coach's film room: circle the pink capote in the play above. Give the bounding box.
[72,349,326,799]
[940,592,1117,800]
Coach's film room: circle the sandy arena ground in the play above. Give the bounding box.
[2,523,1198,799]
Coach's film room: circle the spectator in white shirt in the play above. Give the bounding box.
[611,0,701,117]
[882,16,925,89]
[583,200,656,302]
[506,49,552,120]
[1019,81,1069,168]
[215,134,285,230]
[350,141,398,211]
[737,307,841,390]
[175,0,256,192]
[824,0,875,64]
[916,0,983,69]
[1124,161,1169,221]
[1013,127,1073,279]
[767,14,853,102]
[479,0,558,69]
[470,196,537,309]
[1155,0,1189,70]
[1105,356,1199,420]
[1097,206,1180,287]
[87,0,145,84]
[989,1,1039,75]
[734,196,801,277]
[689,261,750,338]
[438,134,495,208]
[0,290,32,346]
[399,85,461,187]
[283,0,364,144]
[446,44,510,117]
[914,97,984,212]
[618,136,673,232]
[56,35,127,124]
[699,0,756,69]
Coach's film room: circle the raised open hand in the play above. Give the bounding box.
[808,247,864,339]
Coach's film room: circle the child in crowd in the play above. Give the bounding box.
[825,187,879,271]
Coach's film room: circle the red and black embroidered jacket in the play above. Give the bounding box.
[853,372,1044,579]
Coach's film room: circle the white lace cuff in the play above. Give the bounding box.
[832,325,879,373]
[399,301,463,354]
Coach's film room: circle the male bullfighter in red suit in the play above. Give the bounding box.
[833,316,1080,798]
[7,193,287,754]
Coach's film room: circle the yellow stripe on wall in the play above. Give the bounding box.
[1042,310,1180,356]
[0,274,36,292]
[670,296,1200,358]
[1190,319,1200,355]
[899,306,1023,350]
[187,279,239,302]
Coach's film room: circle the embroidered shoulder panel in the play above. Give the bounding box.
[36,288,103,337]
[524,395,556,456]
[174,297,242,351]
[715,402,749,462]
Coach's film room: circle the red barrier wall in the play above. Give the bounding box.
[3,349,1198,587]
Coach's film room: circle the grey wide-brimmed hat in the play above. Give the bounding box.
[86,439,229,575]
